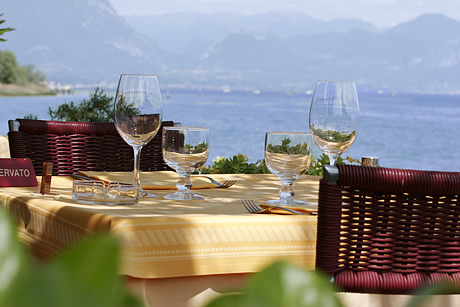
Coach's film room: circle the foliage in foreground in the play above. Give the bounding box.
[0,13,14,42]
[47,87,138,122]
[206,261,344,307]
[0,207,142,307]
[206,260,458,307]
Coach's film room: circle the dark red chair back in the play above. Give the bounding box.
[316,164,460,294]
[8,119,174,175]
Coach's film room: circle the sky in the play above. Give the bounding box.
[108,0,460,27]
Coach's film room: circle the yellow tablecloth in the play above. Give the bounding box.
[0,135,10,158]
[0,171,319,279]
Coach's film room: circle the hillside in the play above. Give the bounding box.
[1,0,171,86]
[2,0,460,93]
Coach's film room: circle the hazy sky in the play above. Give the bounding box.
[108,0,460,27]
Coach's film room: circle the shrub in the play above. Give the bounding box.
[197,154,270,174]
[197,153,361,176]
[47,87,138,122]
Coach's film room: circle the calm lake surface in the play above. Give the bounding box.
[1,89,459,171]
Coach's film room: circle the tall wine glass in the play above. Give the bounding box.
[309,81,359,165]
[265,131,312,206]
[162,127,209,200]
[114,74,163,198]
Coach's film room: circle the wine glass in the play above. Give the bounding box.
[162,127,209,200]
[309,81,359,165]
[113,74,163,198]
[265,131,312,206]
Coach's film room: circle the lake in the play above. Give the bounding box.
[1,89,459,171]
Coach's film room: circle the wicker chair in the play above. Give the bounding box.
[8,119,175,175]
[316,164,460,294]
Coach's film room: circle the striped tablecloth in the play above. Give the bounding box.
[0,171,319,279]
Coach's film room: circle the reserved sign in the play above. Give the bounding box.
[0,158,38,187]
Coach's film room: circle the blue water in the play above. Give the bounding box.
[1,89,459,171]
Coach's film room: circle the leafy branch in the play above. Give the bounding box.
[0,14,14,42]
[197,154,270,174]
[307,154,361,177]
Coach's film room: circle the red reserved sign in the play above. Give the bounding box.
[0,158,38,187]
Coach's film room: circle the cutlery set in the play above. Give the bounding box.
[72,173,316,215]
[72,173,236,188]
[242,199,317,215]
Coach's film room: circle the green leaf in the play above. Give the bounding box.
[206,261,343,307]
[406,282,460,307]
[0,210,142,307]
[34,235,139,307]
[0,207,28,306]
[206,293,243,307]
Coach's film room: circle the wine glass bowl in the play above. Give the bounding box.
[265,131,312,206]
[162,127,209,200]
[309,81,359,165]
[114,74,163,198]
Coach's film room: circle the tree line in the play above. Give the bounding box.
[0,50,46,85]
[0,13,46,85]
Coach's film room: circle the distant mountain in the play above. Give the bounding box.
[188,13,460,92]
[1,0,174,86]
[2,1,460,93]
[125,12,460,93]
[125,12,378,57]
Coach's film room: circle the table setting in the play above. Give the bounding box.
[0,76,362,288]
[63,78,359,219]
[65,76,362,214]
[0,76,364,306]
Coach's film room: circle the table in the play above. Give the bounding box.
[0,172,319,306]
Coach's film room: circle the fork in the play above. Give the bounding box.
[192,175,236,188]
[242,200,307,215]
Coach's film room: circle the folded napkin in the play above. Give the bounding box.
[77,171,218,190]
[259,204,317,215]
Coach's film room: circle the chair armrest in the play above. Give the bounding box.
[8,120,20,132]
[323,165,339,184]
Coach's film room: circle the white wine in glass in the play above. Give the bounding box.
[114,74,163,198]
[309,81,359,165]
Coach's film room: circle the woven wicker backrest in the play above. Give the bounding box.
[316,164,460,294]
[8,119,174,175]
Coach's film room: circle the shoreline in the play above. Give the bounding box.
[0,83,55,96]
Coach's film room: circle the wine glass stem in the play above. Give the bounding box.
[328,154,338,166]
[177,171,192,192]
[133,145,143,188]
[279,183,295,205]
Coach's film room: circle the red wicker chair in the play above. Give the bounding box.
[316,164,460,294]
[8,119,175,175]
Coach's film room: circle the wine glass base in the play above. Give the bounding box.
[138,188,158,198]
[164,191,205,201]
[266,198,309,206]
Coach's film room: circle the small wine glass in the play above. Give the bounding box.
[265,131,312,206]
[162,127,209,200]
[309,81,359,165]
[113,74,163,198]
